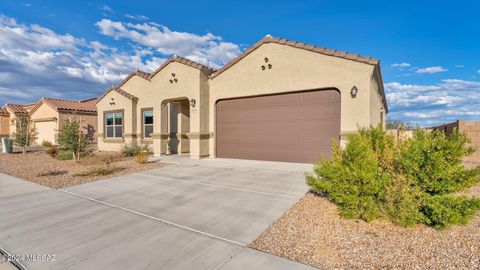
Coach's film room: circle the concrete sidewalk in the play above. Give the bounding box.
[0,158,316,270]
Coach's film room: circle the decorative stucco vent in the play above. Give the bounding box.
[169,73,178,84]
[261,57,272,71]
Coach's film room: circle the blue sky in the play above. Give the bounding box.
[0,0,479,126]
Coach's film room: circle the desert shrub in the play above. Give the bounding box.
[12,115,38,155]
[400,129,477,195]
[56,148,74,160]
[45,146,58,157]
[73,166,118,177]
[122,142,152,157]
[420,195,480,229]
[57,117,88,162]
[41,140,53,148]
[307,125,480,229]
[135,151,151,164]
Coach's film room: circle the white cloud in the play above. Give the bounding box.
[391,62,411,68]
[386,79,480,127]
[95,19,241,68]
[384,82,441,92]
[415,66,448,74]
[455,64,464,68]
[0,14,167,104]
[99,4,113,13]
[0,14,243,105]
[125,14,149,21]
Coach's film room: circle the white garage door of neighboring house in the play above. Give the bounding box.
[35,121,57,145]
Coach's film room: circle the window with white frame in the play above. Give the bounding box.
[105,111,123,138]
[143,110,153,138]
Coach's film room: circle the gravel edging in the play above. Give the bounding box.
[0,151,169,188]
[250,189,480,270]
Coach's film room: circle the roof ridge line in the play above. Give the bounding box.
[210,35,380,79]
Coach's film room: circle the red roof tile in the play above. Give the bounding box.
[30,97,98,114]
[149,55,216,79]
[4,104,29,115]
[0,107,9,115]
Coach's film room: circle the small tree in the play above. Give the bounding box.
[12,115,37,155]
[57,117,88,162]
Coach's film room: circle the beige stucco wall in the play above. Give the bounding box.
[369,68,386,128]
[29,103,98,144]
[58,111,98,143]
[97,62,209,157]
[30,103,58,144]
[0,115,9,137]
[97,90,136,151]
[209,43,381,154]
[96,42,386,158]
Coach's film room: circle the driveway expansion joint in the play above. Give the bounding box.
[57,188,246,247]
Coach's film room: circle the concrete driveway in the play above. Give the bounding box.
[0,156,315,270]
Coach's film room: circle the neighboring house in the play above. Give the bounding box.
[29,98,98,144]
[1,103,33,137]
[96,35,388,163]
[431,120,480,163]
[0,107,10,137]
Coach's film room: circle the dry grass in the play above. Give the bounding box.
[251,185,480,270]
[0,150,169,188]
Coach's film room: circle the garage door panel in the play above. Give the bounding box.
[35,121,57,145]
[269,94,300,105]
[216,89,340,163]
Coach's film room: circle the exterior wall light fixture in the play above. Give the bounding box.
[350,85,358,98]
[190,99,196,108]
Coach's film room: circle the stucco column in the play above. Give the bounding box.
[153,103,169,156]
[178,101,190,153]
[188,100,209,159]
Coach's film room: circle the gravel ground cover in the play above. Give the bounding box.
[251,186,480,270]
[0,150,168,188]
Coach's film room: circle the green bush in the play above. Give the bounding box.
[122,142,152,157]
[56,149,74,160]
[41,140,53,148]
[57,117,88,162]
[307,125,480,229]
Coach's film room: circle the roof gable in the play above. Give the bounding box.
[149,55,216,79]
[210,35,380,79]
[0,107,9,115]
[29,97,98,115]
[4,104,29,115]
[96,87,138,104]
[116,70,152,89]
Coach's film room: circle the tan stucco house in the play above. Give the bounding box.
[96,36,388,163]
[0,103,34,137]
[1,98,97,144]
[29,98,98,144]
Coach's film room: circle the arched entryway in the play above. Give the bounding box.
[161,98,190,155]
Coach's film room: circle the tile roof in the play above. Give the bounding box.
[0,107,9,115]
[40,97,98,113]
[96,87,139,104]
[116,70,152,89]
[4,104,29,115]
[115,88,138,101]
[210,35,380,79]
[149,55,216,79]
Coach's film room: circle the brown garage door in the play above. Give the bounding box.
[216,89,341,163]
